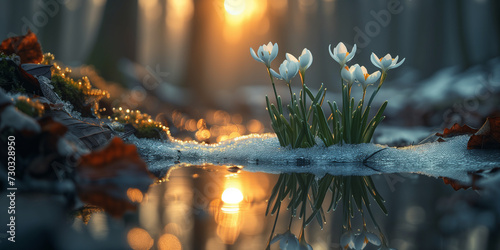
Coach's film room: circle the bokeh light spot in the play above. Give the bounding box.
[127,227,153,250]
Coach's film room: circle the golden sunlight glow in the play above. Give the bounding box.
[166,0,194,31]
[221,187,244,204]
[223,0,267,26]
[224,0,246,15]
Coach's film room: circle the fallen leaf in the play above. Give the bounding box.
[436,123,477,138]
[0,30,43,64]
[468,117,500,149]
[21,64,52,79]
[76,137,154,217]
[44,109,112,150]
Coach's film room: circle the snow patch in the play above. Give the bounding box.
[130,134,499,182]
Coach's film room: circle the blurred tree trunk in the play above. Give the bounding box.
[180,0,213,110]
[455,0,471,69]
[86,0,138,85]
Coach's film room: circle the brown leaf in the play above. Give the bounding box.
[76,137,154,217]
[0,30,43,64]
[436,123,478,138]
[468,117,500,149]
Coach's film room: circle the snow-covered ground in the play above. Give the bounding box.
[131,134,500,183]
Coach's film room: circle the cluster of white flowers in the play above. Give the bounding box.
[251,42,313,85]
[251,41,404,90]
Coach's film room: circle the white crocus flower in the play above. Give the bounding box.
[341,64,358,88]
[354,65,381,90]
[370,53,405,73]
[250,42,279,68]
[286,48,313,75]
[329,42,357,68]
[271,59,299,84]
[354,229,381,250]
[340,231,356,250]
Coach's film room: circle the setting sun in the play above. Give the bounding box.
[224,0,246,15]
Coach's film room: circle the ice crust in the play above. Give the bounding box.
[130,134,500,182]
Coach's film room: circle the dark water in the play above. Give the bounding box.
[2,164,499,250]
[126,164,500,250]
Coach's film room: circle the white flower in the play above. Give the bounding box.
[271,59,299,83]
[329,42,357,68]
[286,48,313,75]
[340,231,356,250]
[250,42,279,68]
[354,65,381,89]
[341,64,358,87]
[271,230,300,250]
[370,53,405,72]
[354,229,381,250]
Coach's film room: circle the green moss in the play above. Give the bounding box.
[14,98,43,117]
[134,124,162,139]
[51,74,92,116]
[0,59,26,93]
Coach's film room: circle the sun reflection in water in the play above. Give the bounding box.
[221,187,244,204]
[210,176,247,244]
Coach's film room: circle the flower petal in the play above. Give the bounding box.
[250,48,264,63]
[337,42,347,54]
[346,44,357,62]
[270,42,279,62]
[354,65,366,83]
[371,53,382,69]
[270,68,282,79]
[389,57,405,69]
[299,48,313,70]
[286,53,299,63]
[366,71,381,84]
[342,66,354,83]
[329,44,340,63]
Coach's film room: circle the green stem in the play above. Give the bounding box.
[267,67,279,106]
[287,83,293,104]
[367,72,386,108]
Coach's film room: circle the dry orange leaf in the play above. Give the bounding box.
[0,30,43,64]
[436,123,477,138]
[76,137,154,217]
[468,117,500,149]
